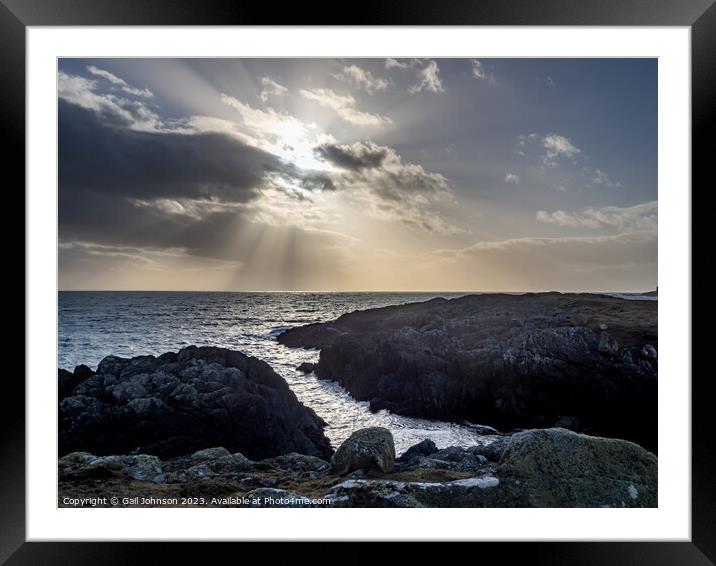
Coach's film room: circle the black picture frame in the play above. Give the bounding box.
[4,0,711,563]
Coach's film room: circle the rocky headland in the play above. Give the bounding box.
[278,293,658,451]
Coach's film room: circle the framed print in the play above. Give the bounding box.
[4,0,712,562]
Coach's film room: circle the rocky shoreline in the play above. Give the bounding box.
[278,293,658,451]
[59,426,656,508]
[58,292,658,508]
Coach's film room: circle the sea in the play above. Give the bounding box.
[58,290,655,455]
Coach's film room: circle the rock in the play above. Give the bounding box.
[469,438,510,463]
[242,488,317,507]
[398,439,438,462]
[465,423,501,435]
[186,464,213,480]
[61,453,164,483]
[553,415,580,430]
[58,451,99,474]
[58,364,96,400]
[260,452,330,473]
[278,293,657,451]
[192,447,231,462]
[641,344,657,361]
[227,453,254,470]
[497,428,657,507]
[331,427,396,475]
[74,364,94,380]
[418,446,489,471]
[327,476,500,508]
[296,362,316,373]
[59,346,334,460]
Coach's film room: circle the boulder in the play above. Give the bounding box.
[296,362,316,373]
[59,346,334,460]
[497,428,657,507]
[398,438,438,462]
[331,427,396,475]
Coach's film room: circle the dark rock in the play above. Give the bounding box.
[469,437,511,463]
[331,427,396,475]
[430,446,488,469]
[296,362,316,373]
[641,344,657,361]
[260,452,331,473]
[58,365,96,400]
[398,438,438,462]
[59,346,334,460]
[398,445,490,471]
[74,364,95,380]
[278,293,657,451]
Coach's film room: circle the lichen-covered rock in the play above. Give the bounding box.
[497,428,657,507]
[331,427,396,475]
[59,346,333,460]
[60,453,164,483]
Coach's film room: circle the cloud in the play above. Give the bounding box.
[259,77,288,102]
[428,230,657,291]
[314,141,388,170]
[314,141,461,234]
[408,60,445,94]
[471,59,486,80]
[220,93,315,146]
[519,133,581,166]
[542,134,580,164]
[385,59,445,94]
[504,172,520,184]
[590,168,624,189]
[536,201,657,232]
[385,58,415,70]
[58,89,336,264]
[86,65,154,98]
[332,64,388,94]
[58,71,167,132]
[299,88,392,127]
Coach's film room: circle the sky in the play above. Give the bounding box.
[58,58,657,292]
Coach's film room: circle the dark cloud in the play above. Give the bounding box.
[314,141,388,171]
[59,100,281,204]
[59,99,335,259]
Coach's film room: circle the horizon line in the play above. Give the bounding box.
[57,289,657,294]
